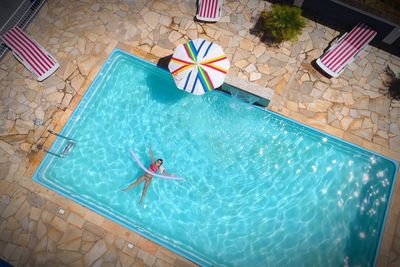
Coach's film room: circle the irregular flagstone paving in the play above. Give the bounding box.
[0,0,400,266]
[0,180,194,267]
[270,34,400,154]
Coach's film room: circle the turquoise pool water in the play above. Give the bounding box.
[34,50,397,267]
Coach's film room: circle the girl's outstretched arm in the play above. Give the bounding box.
[149,146,155,163]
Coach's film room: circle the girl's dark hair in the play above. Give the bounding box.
[157,159,163,164]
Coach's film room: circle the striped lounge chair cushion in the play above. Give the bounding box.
[319,23,377,76]
[197,0,222,21]
[1,26,59,81]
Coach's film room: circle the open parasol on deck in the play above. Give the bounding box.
[168,39,230,95]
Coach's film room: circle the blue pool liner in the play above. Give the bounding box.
[33,48,399,267]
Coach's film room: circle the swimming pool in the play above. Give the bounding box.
[33,49,398,267]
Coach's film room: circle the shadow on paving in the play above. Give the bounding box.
[264,0,400,57]
[249,15,280,48]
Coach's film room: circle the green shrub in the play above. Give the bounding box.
[261,4,306,42]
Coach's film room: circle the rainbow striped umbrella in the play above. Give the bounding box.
[168,39,230,95]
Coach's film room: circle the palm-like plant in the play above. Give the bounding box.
[261,4,306,42]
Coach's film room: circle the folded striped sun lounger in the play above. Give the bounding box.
[1,26,59,81]
[316,23,377,78]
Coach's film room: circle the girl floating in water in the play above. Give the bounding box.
[123,146,172,204]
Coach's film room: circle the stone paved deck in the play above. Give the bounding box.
[1,0,400,266]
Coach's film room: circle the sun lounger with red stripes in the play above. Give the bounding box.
[1,26,59,81]
[316,23,377,78]
[196,0,222,22]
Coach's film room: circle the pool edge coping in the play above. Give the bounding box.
[31,47,400,267]
[32,48,211,267]
[255,100,399,267]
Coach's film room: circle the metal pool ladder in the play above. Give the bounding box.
[40,130,76,158]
